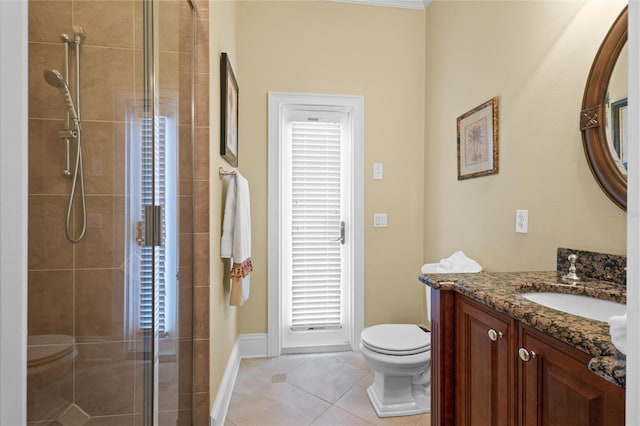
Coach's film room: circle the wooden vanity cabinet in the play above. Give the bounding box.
[430,289,625,426]
[455,296,517,426]
[518,324,625,426]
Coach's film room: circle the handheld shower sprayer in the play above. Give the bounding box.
[43,69,79,123]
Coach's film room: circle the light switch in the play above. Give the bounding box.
[373,163,384,180]
[374,213,388,228]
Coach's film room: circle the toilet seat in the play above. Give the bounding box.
[27,334,76,368]
[361,324,430,356]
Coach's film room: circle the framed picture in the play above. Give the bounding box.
[457,97,499,180]
[611,97,627,169]
[220,52,239,167]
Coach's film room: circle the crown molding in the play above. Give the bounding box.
[331,0,431,11]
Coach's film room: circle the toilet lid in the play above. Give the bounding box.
[27,334,76,368]
[361,324,430,356]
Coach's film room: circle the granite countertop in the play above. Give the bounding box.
[419,271,626,388]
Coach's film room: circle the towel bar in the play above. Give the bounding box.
[219,167,237,179]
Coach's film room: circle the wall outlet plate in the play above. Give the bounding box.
[516,210,528,233]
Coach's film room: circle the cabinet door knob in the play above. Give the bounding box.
[488,329,503,341]
[518,347,537,362]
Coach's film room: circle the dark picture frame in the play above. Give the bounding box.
[611,97,627,168]
[220,52,239,167]
[456,97,499,180]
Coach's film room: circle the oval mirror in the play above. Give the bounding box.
[580,6,627,210]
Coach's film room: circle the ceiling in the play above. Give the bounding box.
[331,0,431,11]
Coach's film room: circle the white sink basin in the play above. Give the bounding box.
[520,292,626,322]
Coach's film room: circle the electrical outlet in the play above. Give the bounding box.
[373,163,384,180]
[516,210,528,234]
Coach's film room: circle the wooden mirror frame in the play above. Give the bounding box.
[580,6,628,210]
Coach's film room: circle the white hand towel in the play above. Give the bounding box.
[421,251,482,274]
[608,312,627,355]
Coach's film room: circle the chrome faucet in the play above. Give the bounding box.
[561,254,580,283]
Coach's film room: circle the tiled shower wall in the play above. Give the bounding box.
[27,0,210,424]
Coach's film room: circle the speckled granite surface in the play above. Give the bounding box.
[557,247,626,286]
[419,271,626,387]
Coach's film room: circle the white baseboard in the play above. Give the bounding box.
[238,333,268,358]
[209,333,268,426]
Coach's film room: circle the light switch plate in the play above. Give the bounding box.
[374,213,388,227]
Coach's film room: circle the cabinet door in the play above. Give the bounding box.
[519,324,625,426]
[455,296,517,426]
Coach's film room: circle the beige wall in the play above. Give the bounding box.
[209,0,240,405]
[236,1,428,331]
[423,1,627,272]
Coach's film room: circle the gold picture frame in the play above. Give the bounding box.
[457,97,499,180]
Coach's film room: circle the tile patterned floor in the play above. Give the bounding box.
[224,352,430,426]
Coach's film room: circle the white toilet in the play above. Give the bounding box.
[359,289,431,417]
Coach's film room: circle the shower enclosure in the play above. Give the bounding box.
[27,0,205,424]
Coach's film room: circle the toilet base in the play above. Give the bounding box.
[366,380,430,418]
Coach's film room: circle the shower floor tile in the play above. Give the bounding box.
[225,351,430,426]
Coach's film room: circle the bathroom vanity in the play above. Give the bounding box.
[420,269,626,426]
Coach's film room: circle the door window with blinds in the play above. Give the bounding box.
[281,108,352,351]
[124,106,178,343]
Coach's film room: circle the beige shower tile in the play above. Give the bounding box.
[73,195,125,269]
[178,72,193,126]
[194,18,209,74]
[86,414,135,426]
[192,0,209,18]
[193,338,209,392]
[29,42,66,120]
[177,339,194,396]
[80,46,135,122]
[81,121,126,196]
[192,392,209,426]
[74,341,136,417]
[28,194,73,269]
[179,232,193,268]
[193,233,209,286]
[178,285,193,340]
[178,16,194,55]
[194,180,209,234]
[27,344,73,422]
[29,1,72,44]
[73,1,135,49]
[179,195,194,235]
[75,268,125,342]
[193,286,209,340]
[158,0,180,53]
[194,73,209,128]
[28,270,73,336]
[29,118,71,195]
[194,127,209,181]
[178,124,194,186]
[159,51,179,89]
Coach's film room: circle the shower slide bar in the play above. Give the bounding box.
[43,26,88,243]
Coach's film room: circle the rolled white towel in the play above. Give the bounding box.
[421,251,482,274]
[608,312,627,355]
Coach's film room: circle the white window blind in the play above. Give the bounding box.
[290,120,343,331]
[139,116,168,336]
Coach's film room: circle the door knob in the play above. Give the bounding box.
[487,329,503,341]
[518,347,537,362]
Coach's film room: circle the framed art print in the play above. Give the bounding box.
[457,97,499,180]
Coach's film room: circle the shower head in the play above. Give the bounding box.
[43,69,66,89]
[43,69,78,122]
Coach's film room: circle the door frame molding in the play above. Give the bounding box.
[267,92,364,357]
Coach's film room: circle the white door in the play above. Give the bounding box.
[268,93,364,355]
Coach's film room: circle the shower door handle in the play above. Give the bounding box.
[143,205,163,247]
[333,221,345,245]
